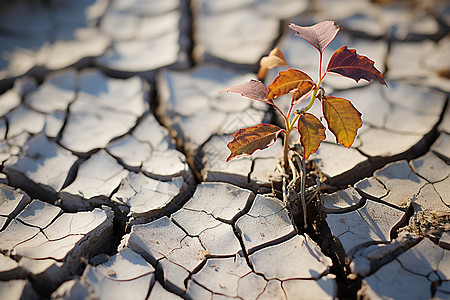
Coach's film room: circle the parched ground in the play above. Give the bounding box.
[0,0,449,299]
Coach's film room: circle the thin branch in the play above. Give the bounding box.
[266,99,286,119]
[288,157,299,183]
[293,153,308,229]
[300,156,307,229]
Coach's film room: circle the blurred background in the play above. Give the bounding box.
[0,0,448,84]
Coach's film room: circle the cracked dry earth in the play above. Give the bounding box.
[0,0,449,299]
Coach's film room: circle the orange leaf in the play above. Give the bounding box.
[297,113,326,160]
[266,69,315,104]
[257,48,289,80]
[220,79,268,102]
[326,46,387,86]
[227,124,284,161]
[289,21,340,53]
[322,96,362,148]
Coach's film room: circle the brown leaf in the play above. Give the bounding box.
[289,21,340,53]
[227,124,284,161]
[266,69,315,104]
[322,96,362,148]
[437,68,450,79]
[326,46,387,86]
[257,48,289,80]
[297,113,326,160]
[220,79,269,102]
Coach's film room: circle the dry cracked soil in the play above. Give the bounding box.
[0,0,449,299]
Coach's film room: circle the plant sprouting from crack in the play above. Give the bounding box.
[220,21,387,228]
[221,21,386,166]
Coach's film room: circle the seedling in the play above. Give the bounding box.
[220,21,386,169]
[220,21,387,228]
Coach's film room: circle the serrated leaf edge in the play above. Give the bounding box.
[226,124,285,161]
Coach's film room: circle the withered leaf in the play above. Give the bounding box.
[257,47,289,80]
[326,46,387,86]
[322,96,362,148]
[289,21,340,53]
[220,79,269,102]
[297,113,326,160]
[226,124,284,161]
[267,69,315,104]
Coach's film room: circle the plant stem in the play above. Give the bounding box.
[283,110,303,170]
[267,100,286,119]
[319,51,323,81]
[282,51,326,173]
[289,113,300,131]
[300,156,307,229]
[283,116,291,169]
[303,76,324,114]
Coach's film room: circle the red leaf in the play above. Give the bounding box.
[266,69,315,104]
[257,47,289,80]
[220,80,269,102]
[326,46,387,86]
[297,113,326,160]
[322,96,362,148]
[226,124,284,161]
[289,21,340,53]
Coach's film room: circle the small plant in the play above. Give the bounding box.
[220,21,387,170]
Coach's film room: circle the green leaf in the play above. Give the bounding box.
[326,46,387,86]
[297,113,326,160]
[322,96,362,148]
[227,124,284,161]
